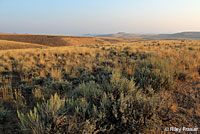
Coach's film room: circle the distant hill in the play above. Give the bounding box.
[92,32,200,39]
[157,32,200,39]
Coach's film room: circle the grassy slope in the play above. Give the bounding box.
[0,34,69,47]
[0,34,130,48]
[0,40,47,50]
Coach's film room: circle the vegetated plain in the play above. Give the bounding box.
[0,34,199,134]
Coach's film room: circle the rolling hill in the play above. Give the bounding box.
[0,34,130,50]
[1,32,199,50]
[157,32,200,39]
[93,32,200,39]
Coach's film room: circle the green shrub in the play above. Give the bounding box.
[70,71,164,133]
[17,93,66,134]
[134,58,175,92]
[48,80,73,95]
[68,71,163,133]
[72,81,103,101]
[17,71,165,134]
[93,71,162,133]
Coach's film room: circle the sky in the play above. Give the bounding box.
[0,0,200,35]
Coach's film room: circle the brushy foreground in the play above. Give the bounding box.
[0,39,200,133]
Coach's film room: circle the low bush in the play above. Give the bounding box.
[134,57,176,93]
[17,93,66,134]
[17,71,164,133]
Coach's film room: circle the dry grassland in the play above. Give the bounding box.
[0,37,199,133]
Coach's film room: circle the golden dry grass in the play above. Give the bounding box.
[0,40,47,50]
[61,37,125,46]
[0,39,199,80]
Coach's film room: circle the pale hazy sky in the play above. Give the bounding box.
[0,0,200,35]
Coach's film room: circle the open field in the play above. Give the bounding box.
[0,36,200,133]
